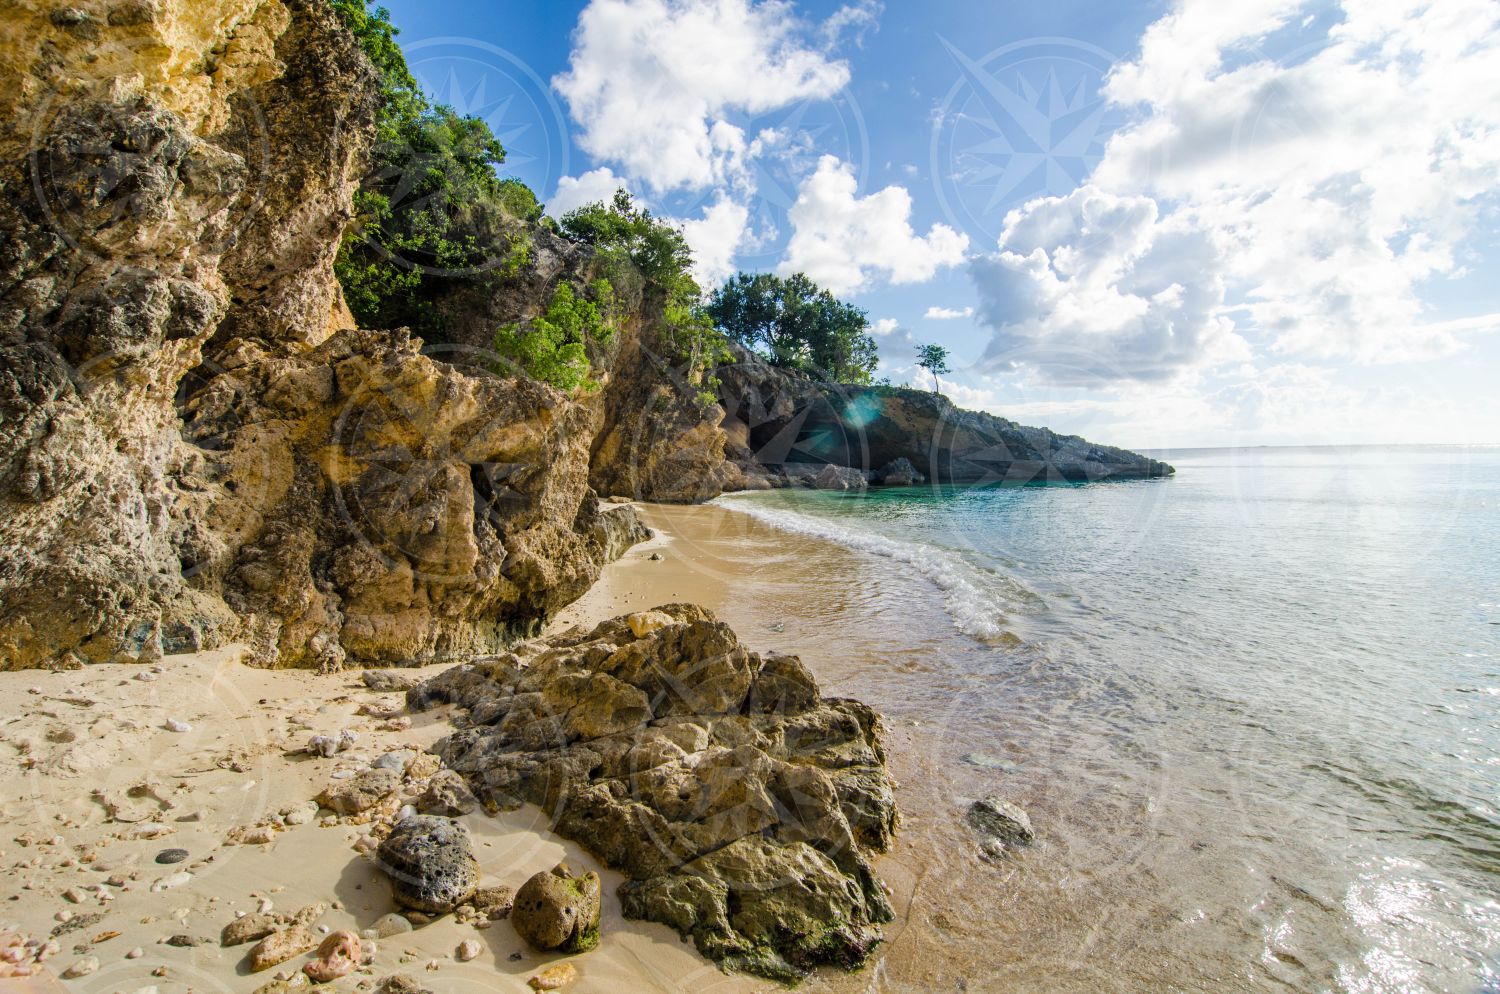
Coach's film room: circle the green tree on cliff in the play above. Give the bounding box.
[705,273,879,384]
[331,1,541,334]
[916,343,951,394]
[560,190,698,303]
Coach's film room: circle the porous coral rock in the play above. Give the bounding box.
[511,864,600,954]
[375,816,480,914]
[414,604,897,981]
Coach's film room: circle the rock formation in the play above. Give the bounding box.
[0,0,651,671]
[375,816,481,915]
[411,604,898,982]
[511,864,602,954]
[716,346,1173,486]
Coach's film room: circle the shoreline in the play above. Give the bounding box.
[552,502,966,993]
[0,502,931,994]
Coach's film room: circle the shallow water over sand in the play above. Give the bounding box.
[619,445,1500,993]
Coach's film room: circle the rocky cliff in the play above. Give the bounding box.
[0,0,652,671]
[0,0,1167,673]
[716,345,1173,488]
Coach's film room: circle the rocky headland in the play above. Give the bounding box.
[0,0,1169,673]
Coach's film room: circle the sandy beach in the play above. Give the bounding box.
[0,503,948,994]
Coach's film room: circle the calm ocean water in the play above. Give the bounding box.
[715,445,1500,994]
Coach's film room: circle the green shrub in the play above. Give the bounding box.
[491,281,616,393]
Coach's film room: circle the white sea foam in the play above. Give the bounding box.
[715,495,1025,641]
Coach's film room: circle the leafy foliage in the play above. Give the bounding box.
[331,1,537,334]
[491,281,618,393]
[560,190,729,403]
[706,273,880,384]
[915,343,951,393]
[561,191,699,303]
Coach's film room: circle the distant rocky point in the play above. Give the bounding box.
[716,346,1174,492]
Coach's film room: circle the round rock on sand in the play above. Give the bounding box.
[511,864,601,954]
[376,816,480,914]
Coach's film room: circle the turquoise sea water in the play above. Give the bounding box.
[715,445,1500,994]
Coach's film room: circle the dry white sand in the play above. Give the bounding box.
[0,642,767,993]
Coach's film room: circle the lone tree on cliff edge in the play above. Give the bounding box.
[916,343,951,394]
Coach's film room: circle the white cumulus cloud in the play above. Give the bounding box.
[972,186,1248,384]
[553,0,854,195]
[781,156,970,295]
[678,198,751,288]
[925,306,974,320]
[972,0,1500,383]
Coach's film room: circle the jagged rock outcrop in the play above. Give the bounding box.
[588,334,733,504]
[716,346,1173,486]
[0,0,648,669]
[411,604,897,982]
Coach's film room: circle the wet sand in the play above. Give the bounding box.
[556,503,1013,994]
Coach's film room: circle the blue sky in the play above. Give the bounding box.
[379,0,1500,449]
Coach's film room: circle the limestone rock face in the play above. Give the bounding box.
[587,317,732,504]
[0,0,648,670]
[413,605,898,982]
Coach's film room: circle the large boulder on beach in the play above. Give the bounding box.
[877,458,925,486]
[512,864,602,953]
[376,816,480,914]
[412,604,898,982]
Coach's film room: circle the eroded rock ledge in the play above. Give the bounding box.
[409,604,898,982]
